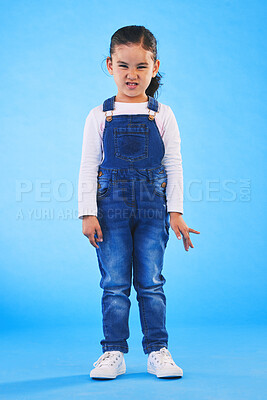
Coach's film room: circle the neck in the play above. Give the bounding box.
[115,94,149,103]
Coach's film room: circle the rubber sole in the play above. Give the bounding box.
[147,367,183,378]
[90,367,126,379]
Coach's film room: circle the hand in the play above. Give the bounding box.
[82,215,103,249]
[169,212,200,252]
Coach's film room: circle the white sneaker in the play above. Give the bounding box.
[147,347,183,378]
[90,351,126,379]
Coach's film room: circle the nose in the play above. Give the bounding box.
[127,69,138,80]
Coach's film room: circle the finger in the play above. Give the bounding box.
[184,233,194,249]
[89,233,100,249]
[95,226,103,242]
[175,228,182,240]
[181,230,190,239]
[188,237,194,248]
[183,236,189,251]
[182,233,190,251]
[189,228,200,234]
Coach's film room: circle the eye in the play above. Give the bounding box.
[118,65,147,69]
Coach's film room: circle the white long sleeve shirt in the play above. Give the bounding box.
[78,99,183,219]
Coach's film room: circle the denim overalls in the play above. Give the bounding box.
[95,95,170,355]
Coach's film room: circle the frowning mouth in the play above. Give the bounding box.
[126,82,138,87]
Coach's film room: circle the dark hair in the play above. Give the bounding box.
[107,25,163,99]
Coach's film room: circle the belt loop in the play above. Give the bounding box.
[147,169,153,182]
[111,169,117,183]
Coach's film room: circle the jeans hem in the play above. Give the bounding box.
[102,345,129,354]
[143,344,168,355]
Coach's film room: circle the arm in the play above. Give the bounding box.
[78,109,104,248]
[78,109,102,219]
[161,106,200,251]
[161,105,184,215]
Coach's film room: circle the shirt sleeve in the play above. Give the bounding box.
[78,109,103,219]
[161,105,184,214]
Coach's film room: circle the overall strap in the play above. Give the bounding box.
[147,95,159,112]
[147,95,159,120]
[103,95,115,122]
[103,94,159,122]
[103,95,116,112]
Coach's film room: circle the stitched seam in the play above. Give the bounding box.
[139,291,150,349]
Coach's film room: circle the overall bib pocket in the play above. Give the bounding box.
[114,124,149,161]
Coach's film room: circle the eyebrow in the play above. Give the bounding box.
[116,61,149,65]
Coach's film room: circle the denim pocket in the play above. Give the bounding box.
[97,176,112,199]
[114,124,149,161]
[153,169,167,197]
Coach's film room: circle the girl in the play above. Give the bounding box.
[78,25,200,380]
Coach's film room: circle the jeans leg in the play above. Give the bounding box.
[95,209,133,354]
[133,179,170,355]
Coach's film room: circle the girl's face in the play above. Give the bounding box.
[106,43,160,103]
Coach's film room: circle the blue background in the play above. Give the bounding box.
[0,0,266,399]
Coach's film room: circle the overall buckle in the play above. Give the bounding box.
[105,110,113,122]
[148,109,157,121]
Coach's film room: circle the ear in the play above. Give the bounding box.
[106,57,113,75]
[152,59,160,78]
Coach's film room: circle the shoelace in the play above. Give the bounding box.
[93,351,121,368]
[151,347,175,366]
